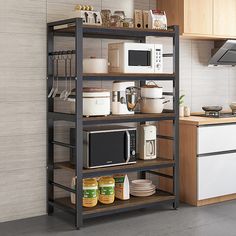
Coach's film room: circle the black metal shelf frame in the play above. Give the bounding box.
[47,18,179,229]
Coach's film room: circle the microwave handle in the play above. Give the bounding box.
[125,131,131,163]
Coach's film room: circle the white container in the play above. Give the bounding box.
[140,97,168,113]
[184,106,191,117]
[179,106,184,117]
[141,84,163,98]
[68,88,110,117]
[83,58,108,73]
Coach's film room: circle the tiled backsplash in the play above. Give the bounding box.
[180,40,236,112]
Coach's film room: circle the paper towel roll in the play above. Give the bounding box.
[83,58,108,73]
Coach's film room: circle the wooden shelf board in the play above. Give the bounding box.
[54,191,175,218]
[83,73,175,80]
[48,112,175,124]
[53,23,176,39]
[54,158,175,177]
[83,112,175,125]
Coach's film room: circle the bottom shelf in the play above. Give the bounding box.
[53,191,175,219]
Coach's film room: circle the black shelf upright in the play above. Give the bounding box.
[47,17,179,229]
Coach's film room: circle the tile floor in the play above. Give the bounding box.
[1,201,236,236]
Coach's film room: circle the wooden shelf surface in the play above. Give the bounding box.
[54,158,175,177]
[83,73,175,81]
[48,112,175,124]
[52,22,176,39]
[54,191,175,218]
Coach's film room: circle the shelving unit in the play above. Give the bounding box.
[47,18,179,229]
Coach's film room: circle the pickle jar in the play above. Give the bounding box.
[83,178,98,208]
[98,176,115,204]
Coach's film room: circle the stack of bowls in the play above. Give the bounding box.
[130,179,156,197]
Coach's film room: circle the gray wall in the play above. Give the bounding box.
[0,0,47,222]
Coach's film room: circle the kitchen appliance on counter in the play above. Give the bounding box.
[70,126,136,168]
[108,42,163,73]
[68,87,110,117]
[139,124,157,160]
[193,105,236,118]
[112,81,135,115]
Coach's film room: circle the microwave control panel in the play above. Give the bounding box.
[129,130,137,161]
[154,45,163,73]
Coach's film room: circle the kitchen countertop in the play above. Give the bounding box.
[180,115,236,126]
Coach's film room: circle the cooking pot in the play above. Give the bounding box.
[141,81,163,99]
[83,58,109,73]
[140,97,170,114]
[68,87,110,117]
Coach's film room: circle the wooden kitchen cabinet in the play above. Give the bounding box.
[157,0,236,39]
[184,0,213,35]
[158,120,236,206]
[213,0,236,37]
[198,153,236,200]
[157,0,213,37]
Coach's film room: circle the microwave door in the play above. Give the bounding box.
[127,48,154,73]
[88,131,126,167]
[128,50,151,67]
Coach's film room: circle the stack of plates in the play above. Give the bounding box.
[130,179,156,197]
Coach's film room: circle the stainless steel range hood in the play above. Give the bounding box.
[208,40,236,66]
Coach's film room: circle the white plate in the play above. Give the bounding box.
[131,190,156,197]
[131,179,152,187]
[130,184,156,191]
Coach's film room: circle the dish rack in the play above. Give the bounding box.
[47,18,179,229]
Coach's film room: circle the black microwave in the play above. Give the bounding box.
[70,126,136,169]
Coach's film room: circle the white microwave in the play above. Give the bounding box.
[108,42,163,73]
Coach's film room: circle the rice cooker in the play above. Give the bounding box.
[68,87,110,117]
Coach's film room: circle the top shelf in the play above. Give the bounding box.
[48,18,178,40]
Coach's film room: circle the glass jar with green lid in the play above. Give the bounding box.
[83,178,98,208]
[98,176,115,204]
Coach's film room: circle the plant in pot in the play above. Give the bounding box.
[179,94,185,117]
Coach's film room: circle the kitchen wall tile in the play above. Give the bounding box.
[0,146,46,172]
[0,119,46,137]
[0,167,46,222]
[0,0,46,35]
[0,33,46,68]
